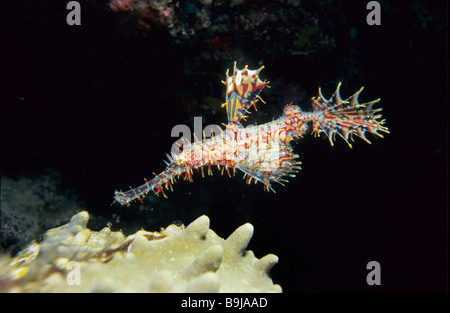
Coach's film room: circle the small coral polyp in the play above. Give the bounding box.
[114,62,389,206]
[2,212,281,292]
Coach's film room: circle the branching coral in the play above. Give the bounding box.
[1,212,281,292]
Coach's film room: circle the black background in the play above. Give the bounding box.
[1,0,447,292]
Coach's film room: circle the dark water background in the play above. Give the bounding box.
[1,0,447,292]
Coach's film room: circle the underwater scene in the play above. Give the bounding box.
[1,0,447,294]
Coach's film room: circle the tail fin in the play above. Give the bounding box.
[311,82,389,148]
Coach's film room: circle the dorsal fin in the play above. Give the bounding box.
[222,62,269,124]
